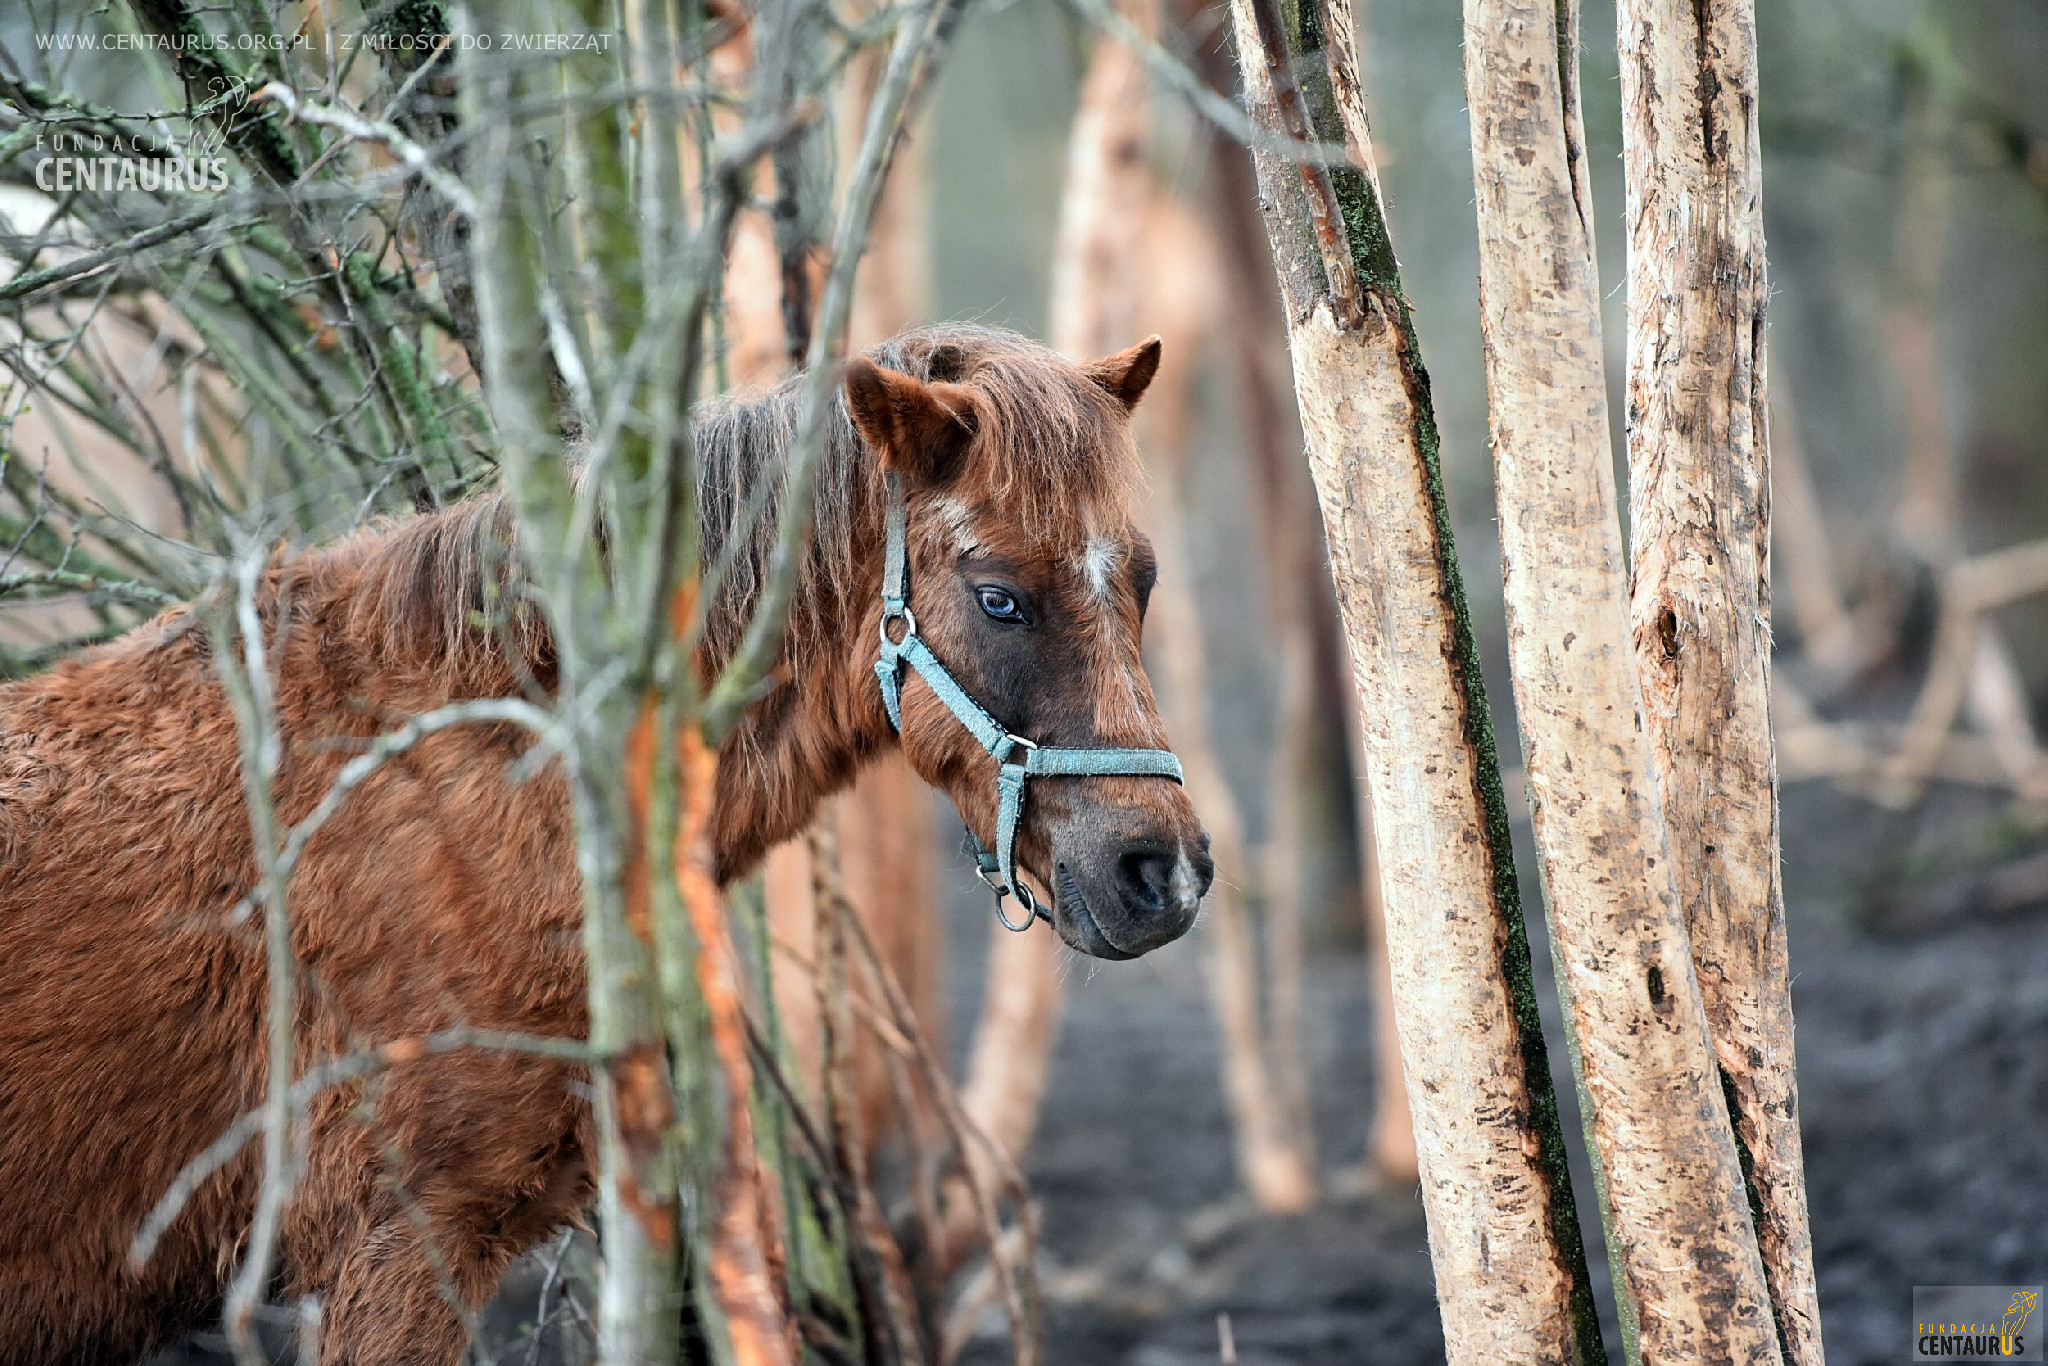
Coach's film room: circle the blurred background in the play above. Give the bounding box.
[4,0,2045,1361]
[909,1,2048,1362]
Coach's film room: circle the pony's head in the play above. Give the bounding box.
[844,333,1211,960]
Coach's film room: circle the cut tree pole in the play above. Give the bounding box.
[1619,0,1825,1357]
[1228,0,1600,1356]
[1465,0,1792,1360]
[1134,195,1319,1212]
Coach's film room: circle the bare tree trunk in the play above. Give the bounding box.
[1466,0,1790,1360]
[1869,78,2045,806]
[954,924,1062,1168]
[1228,0,1599,1355]
[1185,0,1415,1187]
[946,7,1174,1199]
[1097,50,1318,1204]
[1250,476,1323,1204]
[827,45,946,1143]
[951,3,1176,1234]
[1133,195,1320,1211]
[746,15,944,1149]
[1344,715,1416,1184]
[1618,0,1824,1357]
[1887,79,1958,569]
[1768,374,1858,679]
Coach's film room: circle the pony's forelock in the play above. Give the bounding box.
[696,323,1144,669]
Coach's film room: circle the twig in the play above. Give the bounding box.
[1881,537,2048,805]
[263,696,556,898]
[207,547,294,1366]
[0,208,230,304]
[0,568,181,606]
[836,893,1043,1366]
[248,81,480,218]
[769,932,918,1059]
[808,822,925,1364]
[701,0,953,737]
[1055,0,1353,169]
[130,1023,596,1272]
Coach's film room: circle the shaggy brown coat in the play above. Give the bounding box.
[0,325,1196,1364]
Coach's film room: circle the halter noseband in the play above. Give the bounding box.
[872,474,1186,932]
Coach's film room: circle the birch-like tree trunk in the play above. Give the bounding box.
[1229,0,1599,1355]
[1619,0,1824,1357]
[1465,0,1789,1360]
[1131,199,1318,1209]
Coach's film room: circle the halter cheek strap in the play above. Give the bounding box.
[873,474,1185,932]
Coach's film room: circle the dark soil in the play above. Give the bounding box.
[154,852,2048,1366]
[948,907,2048,1366]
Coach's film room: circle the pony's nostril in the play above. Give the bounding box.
[1116,844,1178,917]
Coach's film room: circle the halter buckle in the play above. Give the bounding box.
[879,605,917,645]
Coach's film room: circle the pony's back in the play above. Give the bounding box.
[0,617,268,1362]
[0,514,590,1365]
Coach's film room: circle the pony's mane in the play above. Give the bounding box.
[325,323,1142,686]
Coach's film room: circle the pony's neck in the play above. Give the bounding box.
[317,383,902,883]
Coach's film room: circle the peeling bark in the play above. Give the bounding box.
[1467,0,1790,1360]
[680,729,797,1366]
[1229,0,1599,1355]
[1619,0,1823,1357]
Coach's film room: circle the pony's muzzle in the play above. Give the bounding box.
[1049,817,1211,959]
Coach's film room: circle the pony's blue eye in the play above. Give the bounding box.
[976,585,1027,624]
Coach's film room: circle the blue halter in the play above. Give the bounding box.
[872,474,1186,931]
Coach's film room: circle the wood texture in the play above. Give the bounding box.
[1618,0,1823,1355]
[1465,0,1789,1359]
[1229,0,1599,1354]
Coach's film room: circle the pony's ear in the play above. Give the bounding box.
[844,357,979,488]
[1082,335,1163,411]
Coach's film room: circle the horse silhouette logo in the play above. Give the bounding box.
[1915,1286,2045,1360]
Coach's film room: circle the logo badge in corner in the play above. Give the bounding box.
[1916,1286,2042,1361]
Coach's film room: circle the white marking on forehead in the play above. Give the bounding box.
[930,496,980,555]
[1080,536,1121,601]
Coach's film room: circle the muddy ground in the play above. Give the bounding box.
[938,778,2048,1366]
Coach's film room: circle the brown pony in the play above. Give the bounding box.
[0,324,1211,1365]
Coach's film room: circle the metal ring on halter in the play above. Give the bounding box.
[879,605,917,644]
[996,880,1038,932]
[973,861,1039,931]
